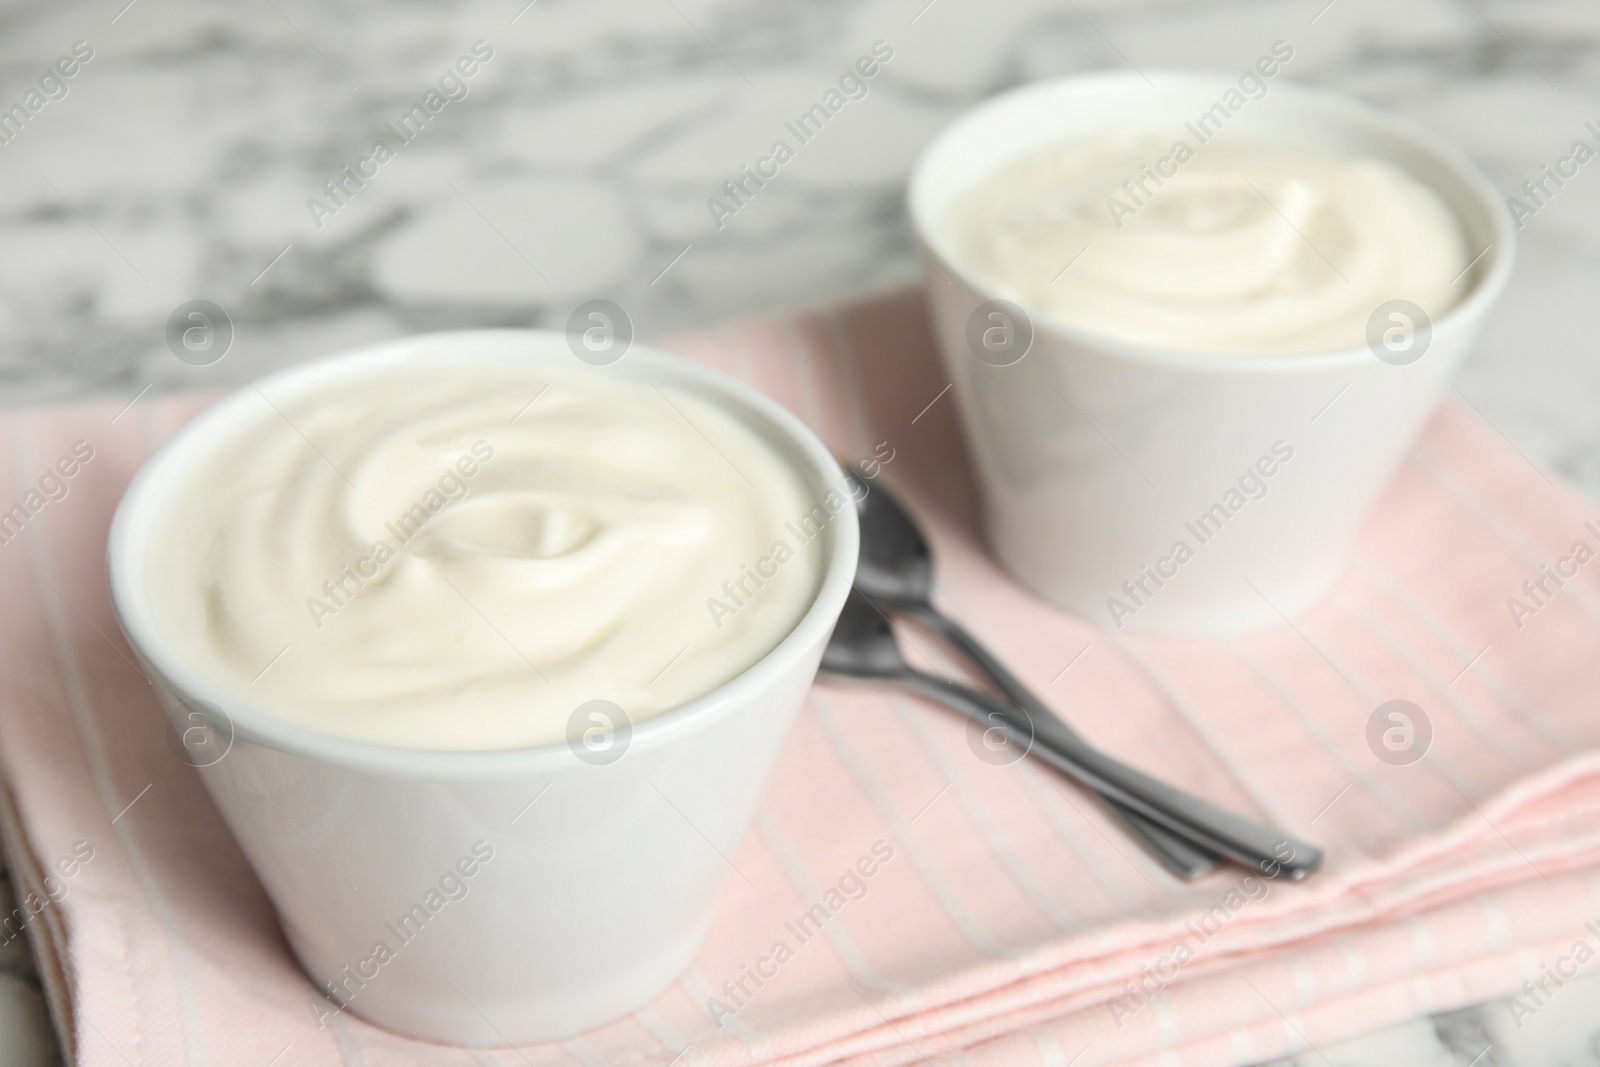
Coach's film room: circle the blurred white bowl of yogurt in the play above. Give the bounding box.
[909,68,1514,634]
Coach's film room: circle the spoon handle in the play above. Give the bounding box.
[905,605,1218,879]
[902,671,1322,880]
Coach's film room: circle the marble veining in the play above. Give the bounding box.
[3,0,1600,1062]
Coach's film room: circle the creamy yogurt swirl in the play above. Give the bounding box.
[945,135,1470,355]
[149,362,826,750]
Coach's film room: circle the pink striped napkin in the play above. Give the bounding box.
[4,288,1600,1067]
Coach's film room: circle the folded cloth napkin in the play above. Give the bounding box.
[4,288,1600,1067]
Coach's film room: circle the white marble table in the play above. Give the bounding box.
[4,0,1600,1062]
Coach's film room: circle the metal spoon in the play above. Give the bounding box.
[840,467,1218,878]
[822,587,1322,880]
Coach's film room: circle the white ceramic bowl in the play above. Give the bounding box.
[910,72,1514,635]
[106,330,859,1045]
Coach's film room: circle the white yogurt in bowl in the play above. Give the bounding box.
[944,135,1471,355]
[107,330,858,1044]
[147,361,824,750]
[908,72,1513,634]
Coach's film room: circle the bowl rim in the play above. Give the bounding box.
[906,69,1517,375]
[105,329,860,778]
